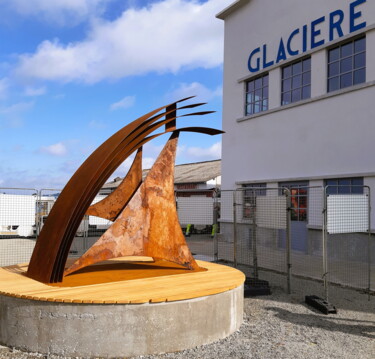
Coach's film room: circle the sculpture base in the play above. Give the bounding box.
[0,259,244,357]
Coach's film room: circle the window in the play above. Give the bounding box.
[281,57,311,105]
[327,37,366,92]
[242,183,266,219]
[279,181,308,221]
[245,74,268,116]
[325,177,363,195]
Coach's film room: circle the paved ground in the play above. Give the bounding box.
[0,274,373,359]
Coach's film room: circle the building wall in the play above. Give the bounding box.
[220,0,375,228]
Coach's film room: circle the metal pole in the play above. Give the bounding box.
[323,186,329,302]
[367,187,371,301]
[252,190,258,279]
[233,190,237,268]
[213,192,219,262]
[285,188,292,294]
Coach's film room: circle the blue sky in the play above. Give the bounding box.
[0,0,232,189]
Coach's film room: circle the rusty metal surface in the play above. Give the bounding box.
[27,98,222,283]
[65,132,199,276]
[86,148,143,221]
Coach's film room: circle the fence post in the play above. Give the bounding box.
[284,188,292,294]
[322,186,329,302]
[251,189,258,279]
[367,187,371,301]
[233,190,237,268]
[213,192,219,262]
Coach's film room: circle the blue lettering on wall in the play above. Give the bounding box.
[311,16,325,49]
[276,38,287,63]
[262,44,274,68]
[329,10,344,41]
[287,28,300,56]
[248,47,261,73]
[302,25,308,53]
[350,0,367,32]
[247,0,367,74]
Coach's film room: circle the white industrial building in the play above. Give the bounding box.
[217,0,375,233]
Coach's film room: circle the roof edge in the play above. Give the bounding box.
[216,0,250,20]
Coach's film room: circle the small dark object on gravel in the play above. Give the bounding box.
[305,295,337,314]
[244,277,271,297]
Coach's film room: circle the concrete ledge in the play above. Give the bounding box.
[0,285,243,357]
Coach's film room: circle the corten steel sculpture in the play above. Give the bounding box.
[27,97,223,283]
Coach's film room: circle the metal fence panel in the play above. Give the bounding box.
[0,188,38,266]
[176,190,217,262]
[324,185,373,298]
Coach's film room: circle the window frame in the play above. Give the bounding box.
[325,177,364,195]
[281,57,311,106]
[242,183,267,219]
[279,181,309,222]
[327,36,366,93]
[245,73,269,116]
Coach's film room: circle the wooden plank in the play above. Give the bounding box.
[0,260,245,303]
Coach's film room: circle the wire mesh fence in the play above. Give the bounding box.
[0,187,38,266]
[0,185,373,301]
[324,185,373,299]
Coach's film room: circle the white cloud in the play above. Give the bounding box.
[0,101,34,114]
[0,0,111,25]
[40,142,68,156]
[15,0,232,83]
[24,86,46,96]
[185,141,221,159]
[167,82,222,102]
[110,95,135,111]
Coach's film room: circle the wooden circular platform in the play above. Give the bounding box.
[0,258,245,303]
[0,259,245,357]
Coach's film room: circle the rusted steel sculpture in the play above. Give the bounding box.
[27,97,223,283]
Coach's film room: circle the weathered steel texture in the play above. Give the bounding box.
[27,97,223,283]
[65,132,199,276]
[86,148,143,221]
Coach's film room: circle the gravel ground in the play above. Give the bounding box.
[0,275,374,359]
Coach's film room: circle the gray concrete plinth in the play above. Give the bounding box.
[0,285,243,358]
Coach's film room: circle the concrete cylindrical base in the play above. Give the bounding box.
[0,285,243,358]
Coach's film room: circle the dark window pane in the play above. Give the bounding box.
[354,37,366,53]
[354,68,365,85]
[341,42,353,57]
[282,92,291,105]
[329,47,340,62]
[302,71,311,85]
[338,179,351,194]
[292,61,302,75]
[247,81,254,92]
[263,75,269,86]
[352,178,364,186]
[254,88,262,101]
[340,57,353,73]
[303,58,311,71]
[302,85,311,99]
[351,186,363,194]
[254,101,261,113]
[262,99,268,111]
[292,89,301,102]
[328,77,340,92]
[255,78,262,89]
[292,74,302,88]
[283,66,292,79]
[263,86,269,98]
[282,78,291,92]
[354,52,365,69]
[328,62,339,77]
[341,72,352,88]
